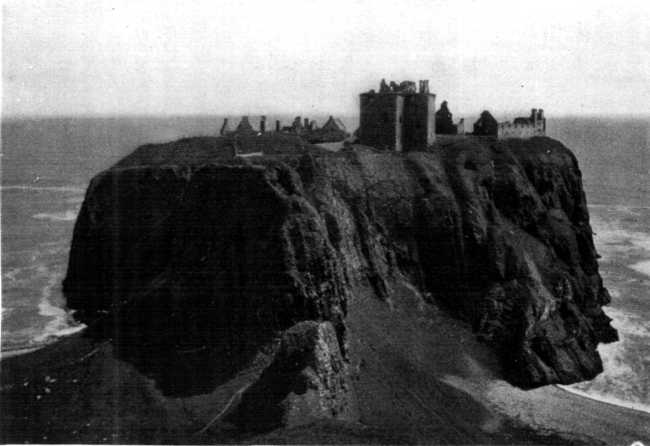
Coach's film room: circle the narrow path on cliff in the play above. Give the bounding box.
[193,382,253,436]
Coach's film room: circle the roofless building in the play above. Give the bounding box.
[358,79,436,152]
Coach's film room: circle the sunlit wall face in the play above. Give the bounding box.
[3,0,649,117]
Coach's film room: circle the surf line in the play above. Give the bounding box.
[33,265,86,344]
[32,210,79,222]
[1,185,85,193]
[556,385,650,415]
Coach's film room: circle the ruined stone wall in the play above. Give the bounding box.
[497,121,545,139]
[359,93,403,151]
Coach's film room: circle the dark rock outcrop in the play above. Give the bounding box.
[230,320,357,432]
[1,133,625,444]
[62,134,616,391]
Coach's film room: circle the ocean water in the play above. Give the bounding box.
[1,115,649,413]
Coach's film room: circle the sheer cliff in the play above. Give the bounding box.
[63,135,616,389]
[1,134,624,444]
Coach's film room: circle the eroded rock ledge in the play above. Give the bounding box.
[63,134,616,395]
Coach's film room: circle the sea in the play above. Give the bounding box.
[1,115,649,413]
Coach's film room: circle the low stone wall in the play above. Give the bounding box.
[498,122,545,139]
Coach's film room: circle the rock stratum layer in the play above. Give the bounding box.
[2,134,622,444]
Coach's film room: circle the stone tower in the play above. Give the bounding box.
[359,79,436,152]
[220,118,233,136]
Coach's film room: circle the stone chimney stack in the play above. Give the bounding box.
[531,108,538,125]
[537,109,544,120]
[276,120,281,132]
[260,115,266,133]
[418,80,429,94]
[220,118,231,136]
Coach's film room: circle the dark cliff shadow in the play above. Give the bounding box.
[111,332,270,398]
[82,285,277,398]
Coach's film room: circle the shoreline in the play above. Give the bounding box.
[3,327,649,416]
[0,325,86,362]
[557,384,650,415]
[3,319,650,444]
[480,377,650,445]
[0,345,45,360]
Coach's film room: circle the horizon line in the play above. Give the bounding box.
[3,111,650,121]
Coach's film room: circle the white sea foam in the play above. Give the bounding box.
[31,266,86,343]
[558,385,650,414]
[0,346,45,360]
[2,264,85,351]
[565,305,650,413]
[629,260,650,278]
[589,203,650,216]
[631,238,650,253]
[3,242,66,259]
[3,267,24,284]
[608,287,622,299]
[590,205,650,280]
[32,210,79,222]
[606,306,650,338]
[2,185,85,193]
[64,195,86,204]
[589,209,650,268]
[594,226,650,254]
[1,307,13,320]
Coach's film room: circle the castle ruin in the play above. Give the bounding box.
[219,113,348,150]
[473,110,499,136]
[435,100,455,134]
[358,79,436,152]
[218,80,546,154]
[497,108,546,139]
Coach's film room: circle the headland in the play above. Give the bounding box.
[2,80,646,444]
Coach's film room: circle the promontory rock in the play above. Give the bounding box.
[64,134,616,386]
[1,134,620,444]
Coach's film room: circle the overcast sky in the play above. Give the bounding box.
[3,0,649,117]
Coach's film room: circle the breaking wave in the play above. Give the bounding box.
[1,185,85,193]
[629,260,650,278]
[559,385,650,414]
[32,210,79,222]
[562,204,650,414]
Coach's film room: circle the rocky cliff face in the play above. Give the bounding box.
[63,134,616,400]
